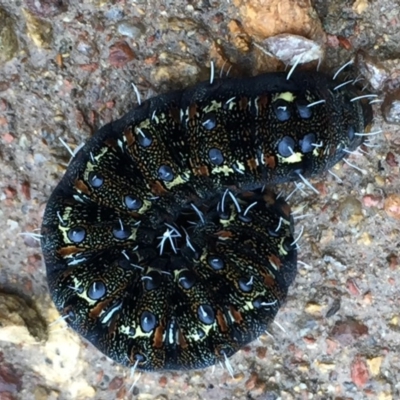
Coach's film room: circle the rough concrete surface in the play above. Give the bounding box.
[0,0,399,399]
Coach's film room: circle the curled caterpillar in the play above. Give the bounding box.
[41,70,373,372]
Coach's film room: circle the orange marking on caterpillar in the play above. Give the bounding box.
[229,305,243,324]
[74,179,90,195]
[124,126,135,146]
[216,310,228,332]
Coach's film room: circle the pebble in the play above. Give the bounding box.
[104,7,124,21]
[351,356,369,388]
[23,8,53,48]
[356,52,391,91]
[385,151,399,167]
[382,89,400,124]
[362,194,384,208]
[325,298,341,318]
[0,293,47,344]
[304,302,322,315]
[384,193,400,219]
[227,20,251,53]
[0,362,23,395]
[255,346,267,359]
[6,219,19,230]
[235,0,324,41]
[0,8,19,63]
[261,34,323,65]
[330,318,368,346]
[150,59,202,87]
[367,356,383,376]
[353,0,369,14]
[108,41,135,68]
[337,196,363,223]
[158,376,168,388]
[24,0,68,17]
[346,278,361,296]
[357,232,373,246]
[108,376,123,390]
[21,181,31,201]
[2,132,15,144]
[117,21,146,39]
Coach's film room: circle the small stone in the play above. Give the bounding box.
[346,278,361,296]
[385,151,399,167]
[362,194,384,208]
[117,21,146,39]
[255,346,267,359]
[377,392,393,400]
[0,81,10,91]
[357,232,372,246]
[325,299,341,318]
[363,291,373,305]
[387,253,399,270]
[228,371,245,382]
[103,7,124,21]
[261,34,323,65]
[382,89,400,125]
[384,193,400,220]
[315,361,335,373]
[325,338,338,355]
[367,356,383,376]
[151,59,201,87]
[4,186,17,199]
[336,35,352,50]
[24,0,68,17]
[21,181,31,201]
[2,132,14,144]
[34,385,51,400]
[227,20,251,53]
[304,302,322,315]
[356,52,391,91]
[0,7,19,63]
[108,41,135,68]
[108,376,123,390]
[303,336,317,347]
[161,17,199,32]
[235,0,324,42]
[6,219,18,230]
[337,196,363,223]
[351,357,369,388]
[0,363,23,394]
[375,175,386,187]
[245,371,258,390]
[0,292,47,343]
[352,0,369,14]
[158,376,168,388]
[330,318,368,346]
[23,9,53,48]
[323,254,347,270]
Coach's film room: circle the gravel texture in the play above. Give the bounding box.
[0,1,399,399]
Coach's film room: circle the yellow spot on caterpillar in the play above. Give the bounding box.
[211,165,234,176]
[277,152,303,164]
[163,172,190,190]
[202,100,222,113]
[119,324,136,337]
[313,148,320,157]
[235,160,246,172]
[273,92,296,102]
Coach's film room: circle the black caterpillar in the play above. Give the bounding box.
[41,70,373,372]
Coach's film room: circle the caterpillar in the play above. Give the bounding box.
[40,69,373,372]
